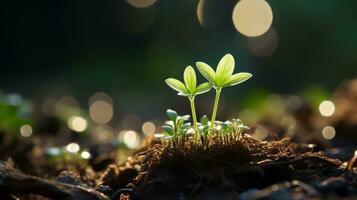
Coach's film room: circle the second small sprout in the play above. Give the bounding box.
[196,54,252,129]
[165,66,212,143]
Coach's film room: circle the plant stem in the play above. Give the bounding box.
[210,87,222,128]
[189,96,198,144]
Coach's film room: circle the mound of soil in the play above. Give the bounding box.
[128,135,355,199]
[1,135,357,200]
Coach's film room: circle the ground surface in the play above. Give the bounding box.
[1,134,357,200]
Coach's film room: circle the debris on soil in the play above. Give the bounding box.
[0,160,109,200]
[130,135,353,199]
[1,134,357,200]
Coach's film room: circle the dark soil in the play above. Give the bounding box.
[128,136,354,200]
[1,135,357,200]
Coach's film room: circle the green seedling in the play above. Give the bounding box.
[165,66,212,143]
[197,115,210,146]
[214,119,250,144]
[162,109,191,147]
[196,54,252,129]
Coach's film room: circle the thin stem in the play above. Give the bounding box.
[210,87,222,128]
[189,96,198,144]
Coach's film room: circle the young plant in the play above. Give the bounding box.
[196,54,252,129]
[214,119,250,145]
[197,115,210,146]
[162,109,191,147]
[165,66,212,143]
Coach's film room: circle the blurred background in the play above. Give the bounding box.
[0,0,357,172]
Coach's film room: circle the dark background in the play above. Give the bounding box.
[1,0,357,120]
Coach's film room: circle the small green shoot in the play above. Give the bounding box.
[162,109,191,147]
[165,66,212,143]
[214,119,250,145]
[163,53,252,148]
[196,54,252,129]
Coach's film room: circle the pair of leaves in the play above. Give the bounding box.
[163,109,191,137]
[196,54,252,88]
[165,66,212,97]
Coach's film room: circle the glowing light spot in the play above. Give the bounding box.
[47,147,61,156]
[354,150,357,157]
[66,143,80,153]
[127,0,156,8]
[68,116,87,132]
[232,0,273,37]
[89,100,113,124]
[322,126,336,140]
[142,122,156,135]
[196,0,205,27]
[123,130,140,149]
[154,133,165,138]
[81,151,91,159]
[20,124,33,137]
[319,100,335,117]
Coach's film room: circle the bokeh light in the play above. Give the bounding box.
[68,116,87,132]
[322,126,336,140]
[142,121,156,135]
[122,130,140,149]
[66,142,80,153]
[89,100,113,124]
[154,133,165,138]
[127,0,156,8]
[196,0,205,27]
[20,124,33,137]
[232,0,273,37]
[81,151,91,159]
[319,100,335,117]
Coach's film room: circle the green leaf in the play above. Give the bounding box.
[166,109,177,121]
[183,66,196,93]
[195,82,212,94]
[198,125,209,135]
[196,62,216,84]
[165,78,188,94]
[182,122,191,130]
[216,54,235,86]
[180,115,190,121]
[225,72,252,86]
[162,125,174,136]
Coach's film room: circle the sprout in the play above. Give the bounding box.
[196,54,252,129]
[162,109,191,147]
[163,53,252,147]
[165,66,212,143]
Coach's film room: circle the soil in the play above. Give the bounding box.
[1,134,357,200]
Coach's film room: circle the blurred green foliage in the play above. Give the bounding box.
[0,93,32,134]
